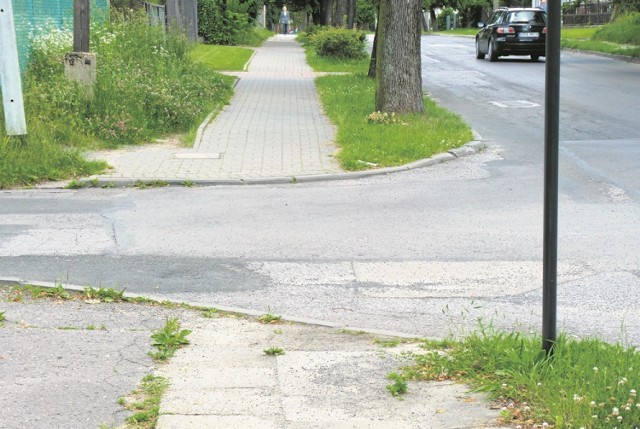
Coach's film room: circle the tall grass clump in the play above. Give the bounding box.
[593,12,640,45]
[406,325,640,428]
[27,13,233,147]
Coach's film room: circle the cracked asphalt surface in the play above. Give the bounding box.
[0,287,200,429]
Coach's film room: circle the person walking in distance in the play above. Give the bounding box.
[280,6,290,34]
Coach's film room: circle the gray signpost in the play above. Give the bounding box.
[0,0,27,136]
[542,0,562,355]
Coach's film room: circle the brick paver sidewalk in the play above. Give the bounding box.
[87,35,342,183]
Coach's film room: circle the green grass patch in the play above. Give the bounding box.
[315,73,472,170]
[0,132,106,189]
[561,26,599,40]
[561,39,640,57]
[190,44,254,71]
[404,326,640,428]
[594,12,640,45]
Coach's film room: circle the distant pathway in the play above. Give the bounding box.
[87,35,342,182]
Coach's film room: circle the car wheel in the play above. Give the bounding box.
[530,54,540,61]
[475,39,485,59]
[488,38,499,62]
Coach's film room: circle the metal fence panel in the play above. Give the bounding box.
[563,1,612,26]
[146,2,166,27]
[11,0,109,70]
[165,0,198,41]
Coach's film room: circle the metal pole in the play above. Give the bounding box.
[0,0,28,135]
[542,0,562,355]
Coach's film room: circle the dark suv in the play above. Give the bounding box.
[475,8,547,62]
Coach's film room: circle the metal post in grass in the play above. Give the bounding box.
[542,0,562,356]
[0,0,28,136]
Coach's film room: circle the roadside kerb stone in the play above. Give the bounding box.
[65,140,484,189]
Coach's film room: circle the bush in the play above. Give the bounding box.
[313,28,367,59]
[297,24,328,45]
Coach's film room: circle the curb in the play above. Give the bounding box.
[65,139,486,189]
[0,277,425,340]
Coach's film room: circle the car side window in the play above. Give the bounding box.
[487,11,500,25]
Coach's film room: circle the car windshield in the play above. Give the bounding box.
[507,11,546,24]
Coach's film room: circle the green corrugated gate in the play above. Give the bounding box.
[11,0,109,70]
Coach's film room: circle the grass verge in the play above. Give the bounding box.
[299,27,473,170]
[315,73,473,170]
[236,28,275,47]
[402,326,640,428]
[190,44,254,71]
[561,38,640,57]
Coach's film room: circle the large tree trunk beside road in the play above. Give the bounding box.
[375,0,424,113]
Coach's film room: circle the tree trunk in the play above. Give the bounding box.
[319,0,333,25]
[347,0,356,29]
[334,0,347,27]
[430,7,438,32]
[375,0,424,114]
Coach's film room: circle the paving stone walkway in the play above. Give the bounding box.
[87,35,342,183]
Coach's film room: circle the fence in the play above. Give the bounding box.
[11,0,109,70]
[145,2,166,27]
[563,1,612,25]
[145,0,198,41]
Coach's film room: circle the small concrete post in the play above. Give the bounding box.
[65,0,96,95]
[0,0,28,135]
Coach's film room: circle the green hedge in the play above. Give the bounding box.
[313,28,367,60]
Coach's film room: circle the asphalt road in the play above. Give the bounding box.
[1,37,639,345]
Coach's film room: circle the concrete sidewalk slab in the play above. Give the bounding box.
[156,317,506,429]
